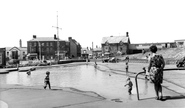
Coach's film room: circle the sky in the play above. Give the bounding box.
[0,0,185,48]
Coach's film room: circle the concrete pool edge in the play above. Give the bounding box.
[1,83,185,108]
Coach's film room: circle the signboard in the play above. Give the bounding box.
[0,53,2,65]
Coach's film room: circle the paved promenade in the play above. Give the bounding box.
[0,62,185,108]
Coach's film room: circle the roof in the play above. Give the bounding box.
[28,37,68,42]
[8,47,27,51]
[174,39,185,42]
[101,36,129,44]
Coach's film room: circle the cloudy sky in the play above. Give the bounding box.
[0,0,185,48]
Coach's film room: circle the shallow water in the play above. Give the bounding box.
[0,65,151,101]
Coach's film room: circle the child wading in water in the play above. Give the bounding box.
[27,69,31,75]
[125,62,129,75]
[124,77,133,95]
[44,71,51,89]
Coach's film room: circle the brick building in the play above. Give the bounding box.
[68,37,81,58]
[27,35,81,60]
[101,32,130,56]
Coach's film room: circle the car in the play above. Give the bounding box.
[102,57,109,63]
[176,57,185,67]
[109,57,119,63]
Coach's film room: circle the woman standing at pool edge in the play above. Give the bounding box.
[148,45,165,100]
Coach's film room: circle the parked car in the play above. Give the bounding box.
[176,57,185,67]
[102,57,109,63]
[109,57,119,63]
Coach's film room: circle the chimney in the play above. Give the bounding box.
[126,32,129,37]
[68,37,72,41]
[54,34,57,39]
[33,35,36,39]
[19,39,22,48]
[110,35,113,37]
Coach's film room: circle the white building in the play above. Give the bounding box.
[6,47,27,60]
[175,39,185,47]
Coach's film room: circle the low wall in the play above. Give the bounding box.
[123,59,176,65]
[58,59,90,64]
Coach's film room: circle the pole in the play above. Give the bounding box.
[135,71,145,100]
[52,11,62,61]
[57,11,59,61]
[39,42,41,61]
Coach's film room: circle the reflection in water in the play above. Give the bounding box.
[0,65,150,101]
[143,79,148,95]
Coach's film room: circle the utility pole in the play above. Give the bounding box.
[52,11,62,61]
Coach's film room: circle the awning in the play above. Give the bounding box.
[27,53,37,56]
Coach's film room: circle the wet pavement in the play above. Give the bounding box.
[0,62,185,108]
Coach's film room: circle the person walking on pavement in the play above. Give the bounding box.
[44,71,51,89]
[148,45,165,100]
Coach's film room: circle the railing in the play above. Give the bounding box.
[135,71,146,100]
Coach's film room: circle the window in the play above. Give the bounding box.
[50,42,53,46]
[29,43,32,47]
[178,42,184,45]
[46,42,49,46]
[120,47,122,51]
[31,48,35,52]
[42,48,44,52]
[47,48,49,52]
[50,48,53,52]
[42,43,45,46]
[34,42,36,46]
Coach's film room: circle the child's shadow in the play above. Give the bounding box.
[161,95,185,101]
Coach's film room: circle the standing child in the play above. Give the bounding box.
[27,69,31,75]
[143,67,148,80]
[44,71,51,89]
[125,62,129,75]
[124,77,133,95]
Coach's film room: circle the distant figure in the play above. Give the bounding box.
[148,54,151,62]
[94,56,97,65]
[124,77,133,95]
[125,56,129,62]
[125,62,129,75]
[148,45,165,100]
[27,70,31,75]
[142,49,146,55]
[109,74,111,76]
[44,71,51,89]
[86,57,88,65]
[143,67,148,80]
